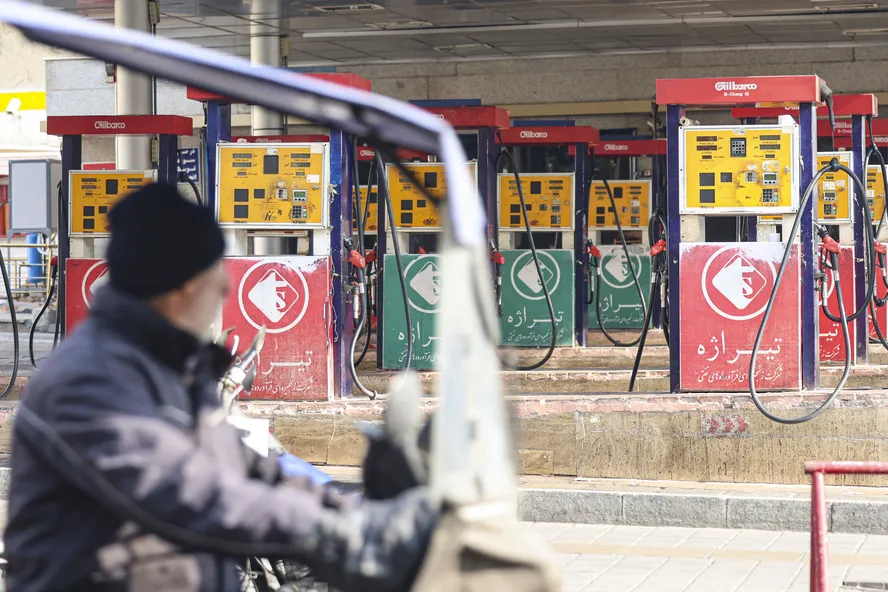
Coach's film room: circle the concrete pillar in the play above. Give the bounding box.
[114,0,152,170]
[250,0,286,255]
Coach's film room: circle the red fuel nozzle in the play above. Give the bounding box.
[417,246,428,255]
[348,249,366,268]
[821,235,841,254]
[364,250,377,264]
[491,251,505,265]
[876,241,888,256]
[587,244,601,259]
[50,256,58,267]
[650,239,667,257]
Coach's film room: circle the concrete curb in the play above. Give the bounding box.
[517,488,888,534]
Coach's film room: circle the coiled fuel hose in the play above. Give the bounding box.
[494,136,557,371]
[628,212,668,392]
[750,160,870,424]
[0,243,18,400]
[592,173,649,348]
[29,256,58,367]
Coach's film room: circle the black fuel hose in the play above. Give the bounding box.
[0,245,19,401]
[354,156,377,367]
[178,172,203,207]
[749,161,865,424]
[29,260,58,367]
[628,212,668,392]
[494,138,556,371]
[591,173,649,348]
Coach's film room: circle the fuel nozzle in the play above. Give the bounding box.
[586,241,602,269]
[875,241,888,283]
[344,237,366,269]
[649,239,667,257]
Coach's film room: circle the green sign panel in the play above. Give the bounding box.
[381,254,441,370]
[498,249,575,347]
[588,245,650,330]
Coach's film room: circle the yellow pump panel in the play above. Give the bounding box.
[497,173,574,231]
[354,186,379,234]
[215,143,329,229]
[69,170,155,235]
[762,152,852,223]
[588,180,650,230]
[680,125,799,214]
[385,162,477,231]
[868,164,887,226]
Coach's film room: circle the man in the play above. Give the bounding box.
[4,183,436,591]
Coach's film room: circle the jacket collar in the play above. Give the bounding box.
[89,285,202,374]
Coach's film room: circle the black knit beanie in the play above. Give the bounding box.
[106,182,226,299]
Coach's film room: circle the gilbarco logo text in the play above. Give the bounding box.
[95,121,126,130]
[604,144,628,151]
[715,81,758,97]
[520,131,548,139]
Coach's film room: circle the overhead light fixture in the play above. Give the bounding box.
[813,2,878,10]
[316,3,383,13]
[433,43,492,52]
[369,20,433,30]
[843,27,888,35]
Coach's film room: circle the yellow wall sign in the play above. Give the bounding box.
[69,170,154,235]
[868,164,887,227]
[589,180,650,230]
[680,125,799,214]
[354,186,378,234]
[384,162,477,231]
[497,173,574,231]
[216,143,329,228]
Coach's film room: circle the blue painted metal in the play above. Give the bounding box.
[478,127,497,241]
[743,118,758,242]
[513,120,575,127]
[666,105,682,393]
[59,134,82,338]
[852,115,869,364]
[375,159,388,370]
[204,101,231,214]
[329,130,353,398]
[25,234,42,286]
[409,99,482,107]
[156,134,179,184]
[800,102,819,389]
[574,142,589,347]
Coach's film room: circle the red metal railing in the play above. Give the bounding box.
[804,461,888,592]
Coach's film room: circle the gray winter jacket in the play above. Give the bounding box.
[3,286,435,591]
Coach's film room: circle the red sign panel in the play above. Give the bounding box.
[187,72,372,103]
[221,256,332,401]
[498,126,599,146]
[82,162,116,171]
[870,264,888,342]
[46,115,194,137]
[657,76,821,107]
[819,247,856,363]
[65,258,108,334]
[570,139,665,157]
[356,146,428,162]
[230,135,329,144]
[680,243,801,391]
[422,106,510,129]
[732,95,878,120]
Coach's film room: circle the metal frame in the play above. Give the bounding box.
[68,169,157,237]
[213,141,332,231]
[496,171,576,233]
[7,159,61,235]
[678,123,802,216]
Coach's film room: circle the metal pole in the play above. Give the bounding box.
[666,105,682,393]
[205,101,231,214]
[250,0,285,255]
[852,114,869,364]
[800,102,820,389]
[114,0,152,170]
[59,134,82,338]
[330,131,353,398]
[574,141,589,347]
[375,166,388,370]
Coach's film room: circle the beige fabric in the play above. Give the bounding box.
[411,511,562,592]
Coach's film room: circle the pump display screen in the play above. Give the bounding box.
[69,170,154,235]
[588,180,651,230]
[216,143,329,229]
[384,162,477,231]
[680,125,799,214]
[498,173,574,232]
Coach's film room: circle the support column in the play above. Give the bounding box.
[574,142,589,347]
[114,0,152,170]
[852,115,869,364]
[250,0,285,255]
[800,103,820,389]
[59,135,83,338]
[666,105,683,393]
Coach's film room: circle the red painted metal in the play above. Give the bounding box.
[65,258,108,334]
[220,256,333,401]
[187,72,372,102]
[569,138,665,157]
[805,461,888,592]
[422,106,510,129]
[82,162,116,170]
[732,94,878,120]
[47,115,194,136]
[818,246,855,364]
[356,145,428,162]
[656,75,822,107]
[678,242,801,391]
[498,126,599,146]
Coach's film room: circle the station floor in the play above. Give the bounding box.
[532,522,888,592]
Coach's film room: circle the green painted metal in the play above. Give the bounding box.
[381,253,441,370]
[498,249,575,347]
[588,245,650,331]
